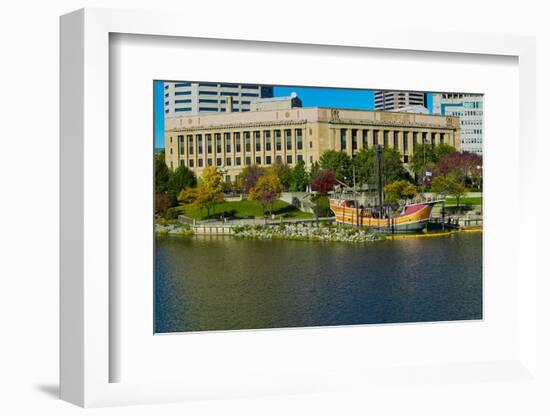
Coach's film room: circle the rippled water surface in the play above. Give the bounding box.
[155,233,482,333]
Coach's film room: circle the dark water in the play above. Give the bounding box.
[155,233,482,333]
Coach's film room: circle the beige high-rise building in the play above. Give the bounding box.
[164,96,460,182]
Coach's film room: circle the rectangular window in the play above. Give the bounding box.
[413,132,418,148]
[264,131,271,151]
[275,130,281,151]
[403,155,409,163]
[440,133,445,144]
[187,135,194,155]
[189,159,194,167]
[207,158,212,166]
[224,133,231,153]
[255,131,261,152]
[351,129,358,151]
[199,99,217,103]
[200,91,218,96]
[276,155,282,163]
[198,82,218,87]
[393,131,399,148]
[266,156,272,165]
[309,141,313,149]
[221,91,238,96]
[296,129,303,150]
[174,91,191,95]
[174,83,191,87]
[340,129,347,150]
[383,131,389,147]
[285,129,292,150]
[216,133,222,153]
[178,135,184,155]
[403,132,409,152]
[175,99,192,104]
[236,157,241,166]
[245,132,251,152]
[374,130,379,146]
[179,159,184,167]
[206,134,212,154]
[241,93,259,97]
[217,158,222,166]
[199,107,218,111]
[245,156,251,165]
[235,132,241,153]
[226,157,232,166]
[286,155,293,164]
[175,108,192,112]
[362,130,368,148]
[422,132,428,145]
[255,156,261,165]
[297,154,303,163]
[198,159,203,167]
[431,133,436,146]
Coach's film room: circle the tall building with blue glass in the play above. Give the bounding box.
[432,93,484,155]
[163,82,274,117]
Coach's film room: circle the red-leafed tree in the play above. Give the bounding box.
[438,151,483,188]
[311,169,338,194]
[236,165,265,194]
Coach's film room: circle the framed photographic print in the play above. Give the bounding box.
[60,7,541,409]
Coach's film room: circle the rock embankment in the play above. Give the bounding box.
[232,223,381,243]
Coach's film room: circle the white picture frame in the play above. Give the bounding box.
[60,7,539,408]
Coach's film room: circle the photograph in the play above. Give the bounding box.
[154,81,483,333]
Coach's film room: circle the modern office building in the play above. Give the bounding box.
[374,91,427,111]
[163,82,274,117]
[165,96,460,182]
[432,93,483,154]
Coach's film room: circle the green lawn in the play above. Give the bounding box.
[438,196,482,208]
[169,199,313,221]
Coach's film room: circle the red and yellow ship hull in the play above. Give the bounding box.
[329,199,438,232]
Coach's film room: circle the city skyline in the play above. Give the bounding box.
[154,81,434,148]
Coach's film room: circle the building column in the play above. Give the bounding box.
[408,131,414,158]
[346,128,352,156]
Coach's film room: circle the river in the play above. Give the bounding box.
[155,233,482,333]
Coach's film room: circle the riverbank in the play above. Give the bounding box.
[156,220,482,242]
[232,223,383,243]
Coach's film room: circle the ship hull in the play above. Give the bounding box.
[329,199,438,233]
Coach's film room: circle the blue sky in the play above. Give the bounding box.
[154,81,432,148]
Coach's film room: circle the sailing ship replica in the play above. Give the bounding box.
[329,145,441,233]
[329,198,440,233]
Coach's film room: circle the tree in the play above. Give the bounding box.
[268,161,292,190]
[178,166,224,218]
[236,165,265,194]
[166,165,197,206]
[353,147,407,188]
[311,169,338,194]
[431,174,467,208]
[155,150,172,194]
[248,173,283,215]
[155,192,171,216]
[319,150,352,182]
[439,151,483,188]
[383,180,417,207]
[289,159,308,192]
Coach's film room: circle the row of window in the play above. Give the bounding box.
[179,154,304,168]
[338,129,446,152]
[462,129,483,135]
[169,129,305,155]
[168,83,260,89]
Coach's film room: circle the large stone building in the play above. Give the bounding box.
[164,96,460,182]
[163,81,274,117]
[432,93,483,155]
